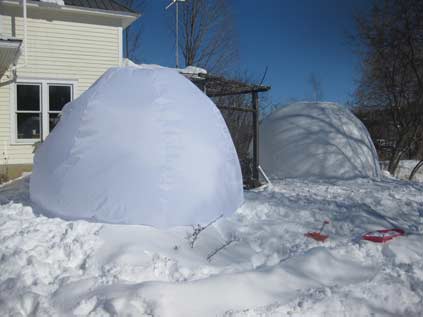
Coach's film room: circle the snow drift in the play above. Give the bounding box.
[30,66,243,227]
[260,102,381,180]
[4,175,423,316]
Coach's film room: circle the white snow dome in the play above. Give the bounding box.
[260,102,381,180]
[30,66,244,228]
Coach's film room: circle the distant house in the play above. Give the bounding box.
[0,0,138,179]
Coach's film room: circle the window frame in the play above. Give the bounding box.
[12,78,77,144]
[47,84,73,134]
[15,83,42,142]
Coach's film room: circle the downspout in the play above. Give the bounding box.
[13,0,28,70]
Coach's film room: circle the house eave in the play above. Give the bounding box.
[1,0,140,29]
[0,38,22,80]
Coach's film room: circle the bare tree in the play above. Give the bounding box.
[353,0,423,175]
[410,159,423,180]
[178,0,238,74]
[308,73,324,101]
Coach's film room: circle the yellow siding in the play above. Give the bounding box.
[0,6,122,165]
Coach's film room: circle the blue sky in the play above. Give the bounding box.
[130,0,372,106]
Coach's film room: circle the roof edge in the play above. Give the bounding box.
[0,0,141,28]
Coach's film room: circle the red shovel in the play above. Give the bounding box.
[305,220,330,242]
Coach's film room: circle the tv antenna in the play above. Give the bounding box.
[165,0,186,68]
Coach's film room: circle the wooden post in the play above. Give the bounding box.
[252,91,259,183]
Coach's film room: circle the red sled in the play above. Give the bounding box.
[362,228,405,243]
[304,232,329,242]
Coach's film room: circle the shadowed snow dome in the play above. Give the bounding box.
[260,102,381,180]
[30,66,244,227]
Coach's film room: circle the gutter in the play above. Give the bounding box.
[13,0,27,70]
[2,0,140,29]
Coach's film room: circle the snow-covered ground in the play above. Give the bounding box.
[1,175,423,316]
[390,160,423,182]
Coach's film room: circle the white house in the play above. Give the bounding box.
[0,0,138,179]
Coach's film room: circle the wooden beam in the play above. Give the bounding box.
[217,106,256,113]
[189,74,271,97]
[206,87,270,97]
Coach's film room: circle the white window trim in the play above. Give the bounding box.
[14,82,42,144]
[11,78,78,145]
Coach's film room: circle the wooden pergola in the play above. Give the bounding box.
[184,72,271,186]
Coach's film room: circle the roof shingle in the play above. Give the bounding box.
[33,0,137,14]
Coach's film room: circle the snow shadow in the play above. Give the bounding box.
[248,177,423,238]
[0,176,106,224]
[0,176,31,206]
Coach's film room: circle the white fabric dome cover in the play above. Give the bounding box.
[30,66,244,227]
[260,102,381,180]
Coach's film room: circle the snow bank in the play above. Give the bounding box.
[121,59,207,77]
[2,176,423,316]
[381,160,423,182]
[52,247,375,316]
[179,65,207,75]
[260,102,381,180]
[30,66,243,227]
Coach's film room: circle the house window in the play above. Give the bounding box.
[16,84,41,140]
[48,85,71,132]
[15,81,74,142]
